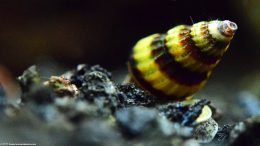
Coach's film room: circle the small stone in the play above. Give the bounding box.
[115,106,157,137]
[69,64,112,87]
[117,83,156,107]
[183,139,201,146]
[237,91,260,117]
[24,86,54,104]
[229,116,260,146]
[17,65,41,93]
[158,99,210,126]
[72,119,122,146]
[192,118,218,143]
[214,124,235,143]
[157,116,193,137]
[66,64,119,113]
[30,104,61,122]
[79,71,118,111]
[44,76,79,97]
[80,71,116,98]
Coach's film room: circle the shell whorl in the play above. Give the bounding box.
[128,20,237,100]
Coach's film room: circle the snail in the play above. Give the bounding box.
[127,20,237,142]
[128,20,237,101]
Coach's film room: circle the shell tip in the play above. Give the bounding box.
[220,20,238,36]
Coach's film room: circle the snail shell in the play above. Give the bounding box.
[128,20,237,100]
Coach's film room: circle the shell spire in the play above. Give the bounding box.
[128,20,237,100]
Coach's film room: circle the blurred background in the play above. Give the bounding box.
[0,0,259,75]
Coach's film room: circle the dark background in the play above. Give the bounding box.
[0,0,259,75]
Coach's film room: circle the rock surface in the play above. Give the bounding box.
[0,64,259,146]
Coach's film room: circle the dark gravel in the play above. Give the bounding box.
[0,64,258,146]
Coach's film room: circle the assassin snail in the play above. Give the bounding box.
[128,20,237,101]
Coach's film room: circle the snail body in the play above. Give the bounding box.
[128,20,237,100]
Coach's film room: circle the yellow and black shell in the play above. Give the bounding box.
[128,20,237,100]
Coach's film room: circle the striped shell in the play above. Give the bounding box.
[128,20,237,100]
